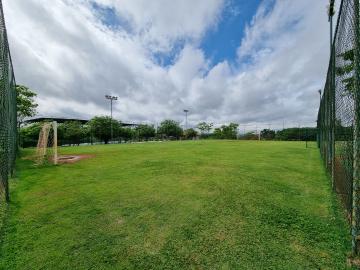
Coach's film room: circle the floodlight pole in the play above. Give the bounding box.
[184,109,189,130]
[329,1,335,52]
[318,89,322,149]
[105,95,118,143]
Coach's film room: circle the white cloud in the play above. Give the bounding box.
[4,0,333,128]
[96,0,224,52]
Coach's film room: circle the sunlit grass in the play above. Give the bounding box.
[0,140,352,269]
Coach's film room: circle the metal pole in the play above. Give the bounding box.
[105,95,118,143]
[329,0,336,191]
[110,99,113,143]
[183,109,189,130]
[330,9,333,54]
[318,90,322,148]
[352,0,360,255]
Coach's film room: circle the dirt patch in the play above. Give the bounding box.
[347,257,360,268]
[56,154,95,164]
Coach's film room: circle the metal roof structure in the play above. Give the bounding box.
[23,117,138,127]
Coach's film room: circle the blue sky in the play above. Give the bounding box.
[201,0,262,65]
[5,0,332,129]
[92,0,263,67]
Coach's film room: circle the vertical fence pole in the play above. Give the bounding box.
[329,3,334,189]
[331,14,336,190]
[352,0,360,255]
[327,86,330,167]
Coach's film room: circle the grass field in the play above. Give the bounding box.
[0,140,352,269]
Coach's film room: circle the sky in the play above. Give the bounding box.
[4,0,337,129]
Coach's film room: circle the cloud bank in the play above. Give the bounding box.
[4,0,332,128]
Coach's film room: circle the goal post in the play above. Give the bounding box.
[35,121,58,165]
[53,121,58,165]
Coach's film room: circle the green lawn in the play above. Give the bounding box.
[0,141,351,269]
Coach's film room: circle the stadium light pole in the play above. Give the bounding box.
[328,0,335,54]
[317,89,322,149]
[105,95,118,143]
[183,109,189,130]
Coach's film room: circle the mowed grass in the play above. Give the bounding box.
[0,140,351,269]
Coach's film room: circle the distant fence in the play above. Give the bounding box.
[0,0,16,203]
[317,0,360,255]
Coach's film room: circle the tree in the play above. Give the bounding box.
[238,132,258,140]
[89,116,120,144]
[275,127,317,141]
[16,85,38,125]
[213,128,223,139]
[197,122,213,135]
[213,123,239,139]
[61,121,88,145]
[223,123,239,139]
[19,122,42,147]
[260,129,276,140]
[336,49,354,97]
[157,120,183,139]
[135,124,156,141]
[119,127,134,142]
[184,128,198,139]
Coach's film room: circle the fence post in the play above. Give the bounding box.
[352,0,360,255]
[328,93,331,171]
[331,21,336,191]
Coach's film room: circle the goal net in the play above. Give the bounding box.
[35,121,58,165]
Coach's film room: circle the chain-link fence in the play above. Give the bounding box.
[317,0,360,255]
[0,0,17,203]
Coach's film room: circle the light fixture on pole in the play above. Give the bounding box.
[318,89,322,105]
[183,109,189,130]
[328,0,335,50]
[105,95,118,143]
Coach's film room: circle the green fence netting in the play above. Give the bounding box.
[0,0,16,203]
[317,0,360,254]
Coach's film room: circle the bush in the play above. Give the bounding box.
[275,127,317,141]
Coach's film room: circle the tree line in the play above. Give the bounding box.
[20,117,317,148]
[15,84,317,147]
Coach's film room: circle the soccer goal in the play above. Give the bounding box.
[35,121,58,165]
